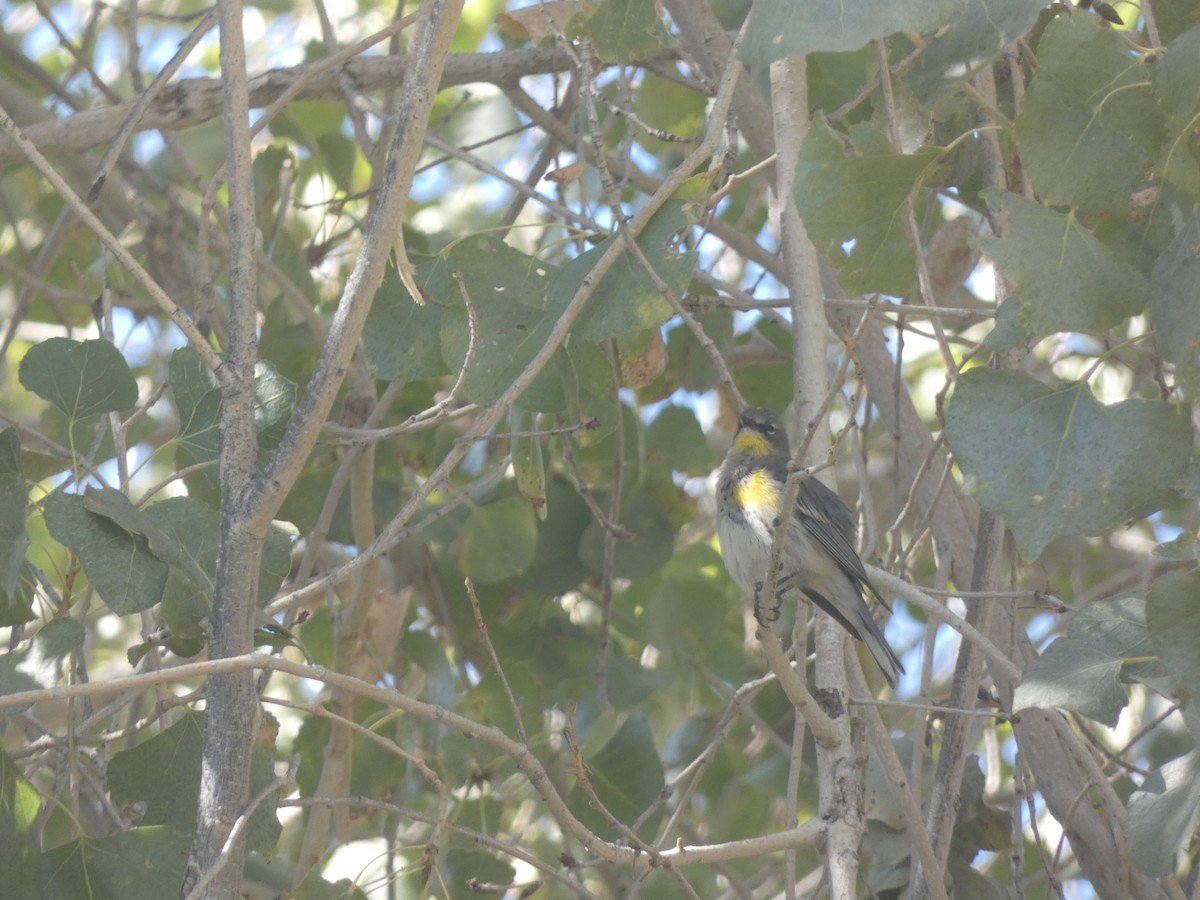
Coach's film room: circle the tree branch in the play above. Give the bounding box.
[0,46,665,171]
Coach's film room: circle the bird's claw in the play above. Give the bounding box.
[752,582,782,626]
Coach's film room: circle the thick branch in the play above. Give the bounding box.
[0,46,654,171]
[181,0,264,893]
[247,0,464,531]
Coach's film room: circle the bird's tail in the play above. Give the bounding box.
[857,611,904,689]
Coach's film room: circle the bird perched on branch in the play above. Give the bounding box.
[716,407,904,687]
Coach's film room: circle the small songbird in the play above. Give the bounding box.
[716,407,904,687]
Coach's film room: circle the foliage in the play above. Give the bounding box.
[1,0,1200,897]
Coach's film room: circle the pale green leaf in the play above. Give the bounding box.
[44,493,168,615]
[0,618,86,718]
[439,235,557,406]
[1146,571,1200,692]
[568,713,665,839]
[1013,596,1150,726]
[0,748,41,898]
[362,263,449,380]
[905,0,1045,100]
[19,337,138,419]
[461,494,538,583]
[740,0,962,62]
[41,827,191,900]
[547,200,697,342]
[945,369,1191,559]
[573,0,666,64]
[108,710,280,853]
[975,189,1149,337]
[795,117,942,295]
[1016,16,1161,215]
[1126,750,1200,876]
[1150,213,1200,392]
[0,429,29,602]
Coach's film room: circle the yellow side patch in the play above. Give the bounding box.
[735,469,781,516]
[733,431,771,456]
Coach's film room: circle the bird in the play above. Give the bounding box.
[716,407,904,687]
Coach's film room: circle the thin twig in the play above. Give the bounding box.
[867,566,1022,683]
[465,578,528,746]
[0,104,222,375]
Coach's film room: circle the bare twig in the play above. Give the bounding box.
[465,578,528,746]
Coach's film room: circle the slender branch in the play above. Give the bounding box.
[0,47,671,171]
[0,652,823,868]
[465,578,528,746]
[247,0,465,532]
[0,103,222,374]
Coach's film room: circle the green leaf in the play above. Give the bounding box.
[905,0,1045,101]
[0,748,43,900]
[630,73,706,154]
[44,492,168,615]
[1013,596,1150,726]
[289,870,369,900]
[253,144,294,225]
[108,710,281,854]
[740,0,961,61]
[0,428,29,602]
[269,100,347,149]
[579,490,675,580]
[170,346,222,463]
[316,132,358,194]
[1150,212,1200,392]
[254,361,297,450]
[975,189,1149,338]
[510,409,547,519]
[259,523,294,607]
[138,497,220,655]
[944,369,1192,559]
[1126,750,1200,876]
[169,348,297,460]
[1153,24,1200,200]
[18,337,138,419]
[362,264,449,380]
[1146,571,1200,697]
[1016,16,1161,215]
[0,618,85,718]
[439,235,558,406]
[0,563,35,627]
[547,200,697,342]
[568,713,665,839]
[795,117,942,295]
[1156,24,1200,129]
[41,827,191,900]
[516,337,611,415]
[518,480,594,596]
[1152,0,1200,44]
[294,701,408,801]
[461,494,538,583]
[646,405,713,477]
[140,496,219,590]
[573,0,666,64]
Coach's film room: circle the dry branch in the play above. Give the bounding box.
[0,46,670,171]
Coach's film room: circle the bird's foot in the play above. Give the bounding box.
[752,581,782,626]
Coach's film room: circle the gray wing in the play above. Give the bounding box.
[793,477,875,591]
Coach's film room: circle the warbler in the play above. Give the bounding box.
[716,407,904,688]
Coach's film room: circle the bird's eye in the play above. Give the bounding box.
[761,422,775,435]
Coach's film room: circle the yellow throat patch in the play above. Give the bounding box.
[732,431,772,456]
[734,468,781,516]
